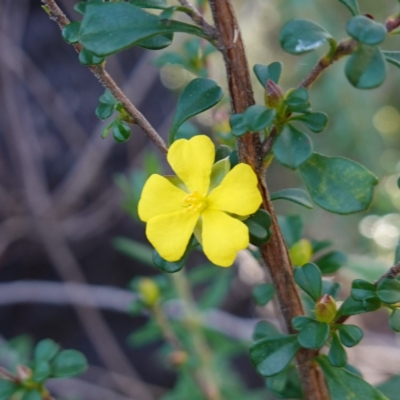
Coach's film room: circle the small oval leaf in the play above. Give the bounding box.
[243,105,276,132]
[62,21,81,44]
[328,333,347,367]
[337,324,363,347]
[377,278,400,304]
[389,308,400,332]
[153,250,185,273]
[290,112,328,133]
[297,321,330,349]
[52,350,88,377]
[347,16,386,46]
[338,0,360,16]
[253,62,283,87]
[252,283,275,306]
[351,279,376,301]
[315,251,347,274]
[270,188,314,209]
[294,263,322,301]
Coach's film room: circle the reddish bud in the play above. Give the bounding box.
[314,294,337,323]
[265,79,284,108]
[168,350,188,367]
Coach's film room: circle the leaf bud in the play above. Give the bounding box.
[289,239,313,267]
[265,79,284,108]
[315,294,337,323]
[17,365,32,381]
[138,278,160,308]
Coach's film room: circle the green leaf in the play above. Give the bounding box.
[317,355,389,400]
[52,350,88,377]
[0,381,18,400]
[21,391,42,400]
[312,240,333,253]
[243,105,276,132]
[96,103,115,120]
[351,279,376,301]
[395,240,400,264]
[62,21,81,44]
[363,296,382,311]
[34,339,60,362]
[337,324,363,347]
[280,19,332,55]
[250,335,301,377]
[209,157,230,191]
[315,251,347,274]
[346,16,386,46]
[79,3,209,57]
[377,375,400,400]
[112,120,131,143]
[329,333,347,367]
[294,263,322,301]
[169,78,223,143]
[270,188,313,209]
[74,2,87,14]
[336,296,368,318]
[136,33,173,50]
[377,278,400,304]
[291,316,314,331]
[278,215,303,247]
[273,124,313,170]
[252,283,275,306]
[153,52,186,68]
[299,153,378,214]
[215,145,232,162]
[252,321,281,341]
[153,249,186,273]
[322,280,341,298]
[113,237,154,267]
[230,114,247,137]
[338,0,360,16]
[253,62,283,87]
[244,209,272,246]
[390,308,400,332]
[130,0,168,9]
[33,360,51,382]
[285,88,308,106]
[79,48,105,65]
[383,51,400,68]
[290,112,328,133]
[345,45,387,89]
[297,321,330,349]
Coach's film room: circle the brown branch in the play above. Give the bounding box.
[42,0,168,155]
[209,1,329,399]
[0,366,18,382]
[375,261,400,286]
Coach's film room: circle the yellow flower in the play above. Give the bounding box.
[138,135,262,267]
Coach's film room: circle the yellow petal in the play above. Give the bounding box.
[138,174,187,222]
[167,135,215,195]
[201,209,249,267]
[146,210,199,262]
[207,163,262,215]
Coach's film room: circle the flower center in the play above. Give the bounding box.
[183,191,208,214]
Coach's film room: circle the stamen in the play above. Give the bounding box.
[183,191,208,214]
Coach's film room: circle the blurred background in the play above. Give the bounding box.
[0,0,400,399]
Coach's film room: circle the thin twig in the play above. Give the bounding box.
[42,0,168,155]
[375,262,400,286]
[0,365,18,381]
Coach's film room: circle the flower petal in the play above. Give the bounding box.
[207,163,262,215]
[167,135,215,195]
[146,210,200,262]
[202,209,249,267]
[138,174,187,222]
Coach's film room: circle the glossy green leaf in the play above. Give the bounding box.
[337,324,363,347]
[285,88,308,106]
[62,21,81,44]
[244,209,272,246]
[0,381,18,400]
[34,339,60,363]
[78,48,104,65]
[153,250,185,273]
[170,78,223,143]
[33,360,51,382]
[243,105,276,132]
[136,33,173,50]
[270,188,313,209]
[317,355,389,400]
[351,279,376,301]
[113,120,131,143]
[21,391,42,400]
[362,296,382,311]
[266,369,288,395]
[273,124,313,170]
[291,316,314,331]
[290,112,328,133]
[347,16,386,45]
[287,101,312,114]
[315,251,347,274]
[377,278,400,304]
[383,51,400,68]
[336,296,368,318]
[253,62,283,87]
[345,45,387,89]
[230,114,247,137]
[297,321,330,349]
[278,215,303,247]
[252,321,281,341]
[250,335,301,377]
[252,283,275,306]
[329,333,347,367]
[96,90,117,120]
[130,0,168,9]
[322,280,341,298]
[280,19,332,55]
[79,3,208,57]
[74,2,87,14]
[389,308,400,332]
[294,263,322,301]
[215,145,231,162]
[338,0,360,16]
[299,153,378,214]
[52,350,88,377]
